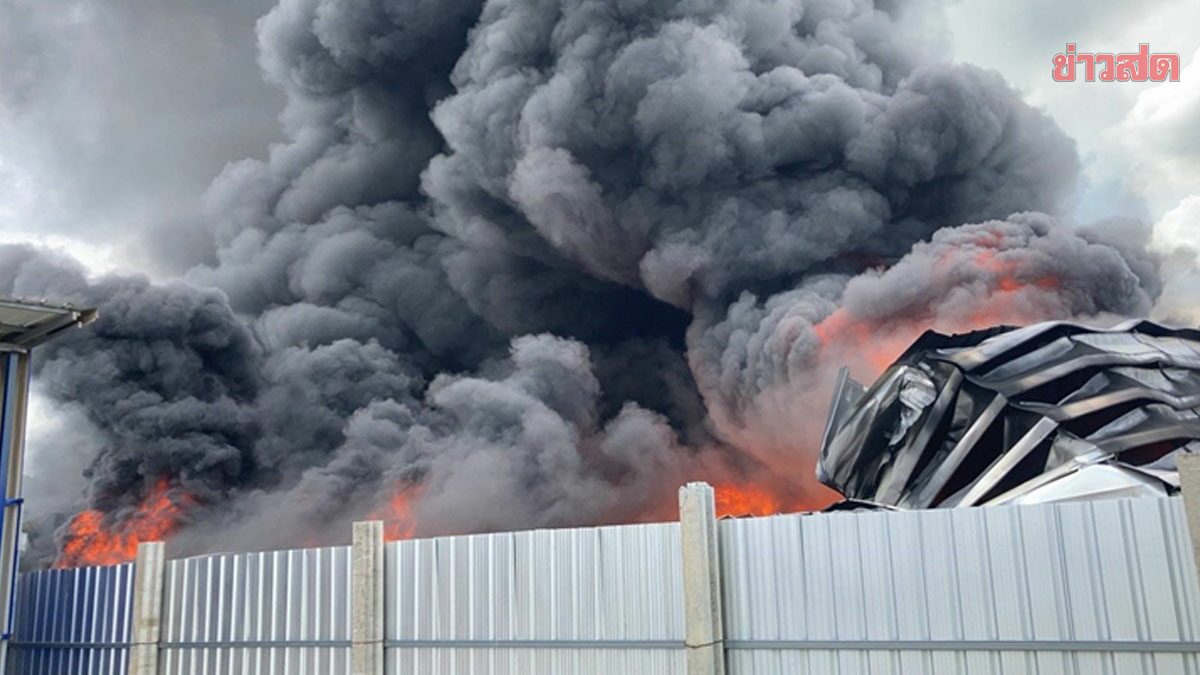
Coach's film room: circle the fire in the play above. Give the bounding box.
[44,241,1071,564]
[813,308,916,374]
[713,483,809,518]
[814,245,1063,381]
[55,480,190,568]
[372,483,422,541]
[971,250,1059,294]
[735,236,1073,519]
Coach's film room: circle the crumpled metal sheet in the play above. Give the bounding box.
[818,319,1200,508]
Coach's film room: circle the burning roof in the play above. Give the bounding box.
[818,320,1200,508]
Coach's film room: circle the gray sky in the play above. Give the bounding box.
[946,0,1200,224]
[0,0,284,275]
[0,0,284,518]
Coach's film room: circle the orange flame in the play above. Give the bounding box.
[372,483,422,541]
[45,245,1073,562]
[814,247,1063,381]
[712,483,817,518]
[813,308,916,374]
[970,250,1058,294]
[55,480,190,568]
[714,483,784,517]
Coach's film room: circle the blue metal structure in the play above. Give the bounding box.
[6,563,133,674]
[0,299,95,671]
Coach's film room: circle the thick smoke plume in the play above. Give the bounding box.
[11,0,1164,564]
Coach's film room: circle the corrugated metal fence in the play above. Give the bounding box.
[6,497,1200,674]
[720,496,1200,674]
[160,546,351,675]
[7,563,133,674]
[385,523,684,674]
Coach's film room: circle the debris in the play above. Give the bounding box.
[818,320,1200,507]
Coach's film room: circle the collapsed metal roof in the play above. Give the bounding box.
[818,319,1200,508]
[0,298,96,352]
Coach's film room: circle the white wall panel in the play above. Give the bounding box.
[160,546,351,675]
[384,522,686,675]
[8,496,1200,675]
[720,497,1200,675]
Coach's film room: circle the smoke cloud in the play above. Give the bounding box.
[9,0,1165,564]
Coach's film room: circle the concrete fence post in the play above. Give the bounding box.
[351,520,385,675]
[679,482,726,675]
[127,541,165,675]
[1179,454,1200,582]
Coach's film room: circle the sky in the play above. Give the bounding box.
[945,0,1200,225]
[2,0,1199,527]
[0,0,284,276]
[1,0,284,517]
[0,0,1194,277]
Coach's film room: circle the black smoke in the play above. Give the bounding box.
[11,0,1163,563]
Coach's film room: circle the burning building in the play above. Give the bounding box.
[819,320,1200,508]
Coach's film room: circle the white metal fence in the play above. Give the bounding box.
[6,496,1200,675]
[720,496,1200,675]
[160,546,352,675]
[384,523,685,675]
